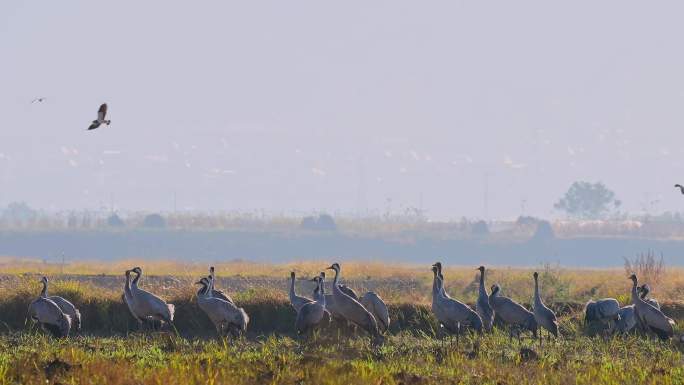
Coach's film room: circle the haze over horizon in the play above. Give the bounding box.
[2,1,684,220]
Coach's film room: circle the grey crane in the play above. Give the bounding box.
[87,103,111,130]
[196,277,249,338]
[318,271,359,320]
[313,272,326,302]
[475,266,494,332]
[208,266,234,304]
[431,263,483,339]
[359,291,390,333]
[584,298,620,332]
[122,269,146,328]
[532,272,559,342]
[638,284,660,309]
[629,273,674,340]
[28,280,71,338]
[615,305,637,333]
[289,271,313,313]
[39,276,81,332]
[296,275,329,336]
[326,263,383,345]
[489,284,537,340]
[129,267,175,330]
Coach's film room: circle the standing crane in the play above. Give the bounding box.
[475,266,494,332]
[532,272,559,343]
[129,267,175,331]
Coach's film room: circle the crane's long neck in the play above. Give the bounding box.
[209,270,216,291]
[490,285,499,298]
[533,275,541,305]
[432,270,440,301]
[40,280,48,298]
[132,271,141,289]
[631,279,641,305]
[478,270,487,296]
[437,267,446,296]
[289,275,296,300]
[198,282,209,297]
[124,273,132,294]
[332,267,341,291]
[318,279,326,307]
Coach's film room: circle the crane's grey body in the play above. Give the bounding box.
[431,263,483,334]
[629,274,673,340]
[28,282,71,338]
[533,272,558,339]
[615,305,638,333]
[359,291,390,333]
[129,267,175,328]
[196,278,249,337]
[209,266,234,304]
[316,271,359,319]
[296,276,328,335]
[584,298,620,331]
[489,284,537,336]
[475,266,494,332]
[326,263,383,345]
[40,276,81,332]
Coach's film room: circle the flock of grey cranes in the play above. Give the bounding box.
[27,262,677,345]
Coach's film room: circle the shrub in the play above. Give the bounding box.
[531,220,555,241]
[107,214,125,227]
[142,214,166,228]
[300,214,337,231]
[624,250,665,288]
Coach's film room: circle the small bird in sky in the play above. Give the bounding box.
[675,184,684,194]
[87,103,111,131]
[31,97,46,104]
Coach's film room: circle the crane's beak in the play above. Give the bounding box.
[326,265,334,270]
[194,281,203,285]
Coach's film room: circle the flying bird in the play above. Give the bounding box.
[675,184,684,194]
[31,97,46,104]
[87,103,111,131]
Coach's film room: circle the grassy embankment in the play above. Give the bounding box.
[1,260,684,384]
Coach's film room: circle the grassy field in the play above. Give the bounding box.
[1,260,683,384]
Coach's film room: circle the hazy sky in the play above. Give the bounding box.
[2,1,684,219]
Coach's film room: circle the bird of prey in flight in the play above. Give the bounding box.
[87,103,111,131]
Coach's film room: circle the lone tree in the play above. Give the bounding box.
[554,181,621,219]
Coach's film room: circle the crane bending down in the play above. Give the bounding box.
[39,276,81,332]
[28,279,71,338]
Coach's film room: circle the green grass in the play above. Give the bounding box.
[1,327,683,385]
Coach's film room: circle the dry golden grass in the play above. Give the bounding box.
[2,256,683,306]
